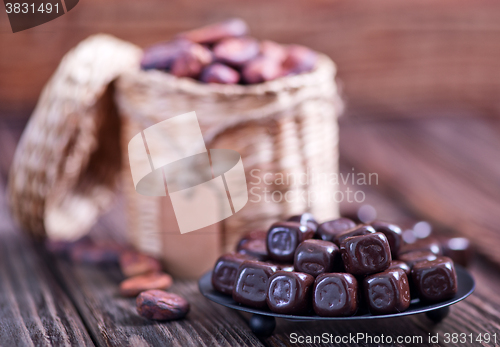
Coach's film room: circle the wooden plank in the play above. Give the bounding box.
[45,254,264,347]
[340,116,500,267]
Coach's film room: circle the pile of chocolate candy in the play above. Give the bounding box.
[140,18,318,84]
[212,214,464,316]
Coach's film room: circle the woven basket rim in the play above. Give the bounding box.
[119,54,336,96]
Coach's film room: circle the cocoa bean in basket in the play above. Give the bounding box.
[120,272,173,297]
[282,45,318,75]
[260,40,287,63]
[170,43,213,78]
[177,18,248,44]
[200,63,240,84]
[136,290,190,321]
[242,57,282,84]
[119,251,162,277]
[140,39,192,70]
[213,37,260,67]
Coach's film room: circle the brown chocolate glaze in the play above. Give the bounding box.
[316,218,357,242]
[232,260,279,308]
[334,225,376,247]
[313,273,358,317]
[237,238,268,261]
[388,260,411,277]
[340,232,392,276]
[266,221,315,262]
[411,256,457,303]
[398,250,437,269]
[440,237,473,267]
[266,271,314,314]
[212,253,253,295]
[371,221,403,258]
[236,230,267,251]
[364,268,410,315]
[294,239,339,277]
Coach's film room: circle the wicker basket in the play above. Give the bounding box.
[8,34,343,279]
[115,54,343,278]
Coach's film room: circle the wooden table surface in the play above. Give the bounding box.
[0,115,499,347]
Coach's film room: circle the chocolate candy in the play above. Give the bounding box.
[242,57,282,84]
[287,213,319,232]
[364,268,410,315]
[282,45,318,75]
[398,250,437,269]
[313,273,358,317]
[316,218,356,242]
[371,221,402,257]
[412,257,457,302]
[266,271,314,314]
[200,63,240,84]
[136,290,190,321]
[440,237,473,267]
[294,239,339,277]
[399,237,442,256]
[120,272,173,297]
[236,229,266,250]
[266,221,315,262]
[340,232,392,276]
[119,251,162,277]
[212,253,253,295]
[177,18,249,44]
[237,238,268,260]
[388,260,411,276]
[213,37,260,67]
[233,260,279,308]
[334,225,376,247]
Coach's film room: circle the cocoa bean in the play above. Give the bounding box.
[140,39,191,70]
[170,43,213,78]
[200,63,240,84]
[242,57,282,84]
[136,290,190,321]
[213,37,260,67]
[119,251,162,277]
[120,272,173,297]
[260,40,287,63]
[282,45,318,75]
[177,18,248,44]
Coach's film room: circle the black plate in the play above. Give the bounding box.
[199,266,474,335]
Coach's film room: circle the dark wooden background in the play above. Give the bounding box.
[2,0,500,118]
[1,1,500,345]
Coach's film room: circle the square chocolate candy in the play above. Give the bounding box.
[334,225,376,247]
[233,260,279,308]
[287,213,319,232]
[316,218,356,242]
[313,273,358,317]
[364,268,411,315]
[212,253,253,295]
[340,232,392,276]
[294,239,339,277]
[266,222,315,262]
[398,250,437,269]
[411,256,457,303]
[370,221,402,258]
[266,271,314,314]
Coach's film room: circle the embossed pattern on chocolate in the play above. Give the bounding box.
[266,221,314,262]
[233,260,279,308]
[313,273,358,317]
[266,271,314,314]
[364,268,410,315]
[294,239,339,277]
[340,232,392,276]
[411,257,457,303]
[212,253,253,295]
